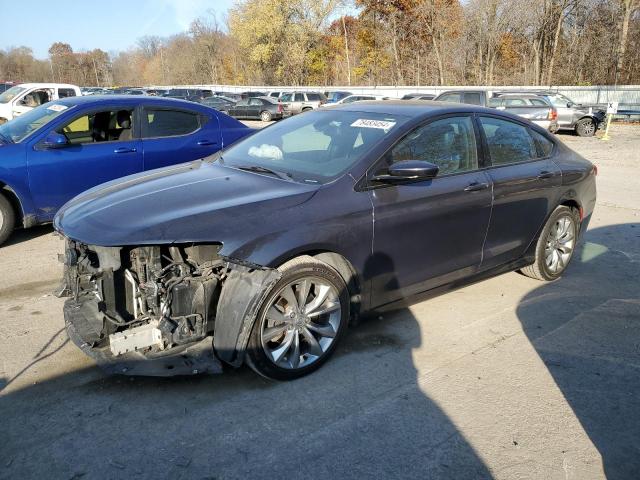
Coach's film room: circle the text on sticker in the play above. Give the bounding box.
[47,104,68,112]
[351,119,396,130]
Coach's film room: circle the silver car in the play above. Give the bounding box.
[280,92,327,115]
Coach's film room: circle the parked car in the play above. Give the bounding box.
[240,91,267,99]
[164,88,214,103]
[123,88,149,95]
[80,87,109,96]
[145,89,169,97]
[54,101,596,380]
[199,96,236,111]
[0,83,14,94]
[222,96,287,121]
[279,91,327,115]
[401,93,436,100]
[266,91,287,100]
[434,90,558,132]
[0,83,81,124]
[324,91,353,103]
[0,96,252,245]
[499,91,606,137]
[320,94,389,108]
[488,94,559,132]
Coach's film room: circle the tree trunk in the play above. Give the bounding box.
[546,2,566,85]
[616,0,635,83]
[341,15,351,86]
[432,33,445,85]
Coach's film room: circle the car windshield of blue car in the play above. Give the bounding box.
[0,86,26,104]
[0,103,72,143]
[215,110,408,184]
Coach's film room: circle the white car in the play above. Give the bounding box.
[320,94,389,108]
[0,83,81,123]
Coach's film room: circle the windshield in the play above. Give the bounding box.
[213,110,408,184]
[0,86,26,104]
[546,93,575,108]
[0,103,72,143]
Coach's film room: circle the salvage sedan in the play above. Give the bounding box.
[54,101,597,380]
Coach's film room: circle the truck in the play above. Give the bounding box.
[0,83,81,124]
[433,89,559,133]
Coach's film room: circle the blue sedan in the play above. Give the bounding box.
[0,95,252,245]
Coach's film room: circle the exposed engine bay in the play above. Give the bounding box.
[58,239,280,376]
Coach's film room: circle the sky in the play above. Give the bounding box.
[0,0,235,59]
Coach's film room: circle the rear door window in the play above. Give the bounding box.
[58,88,77,98]
[438,93,462,103]
[529,98,548,106]
[142,109,200,138]
[504,98,527,106]
[479,117,537,165]
[530,129,555,158]
[464,92,482,105]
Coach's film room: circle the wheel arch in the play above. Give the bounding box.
[0,183,25,228]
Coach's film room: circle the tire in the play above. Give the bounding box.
[260,110,272,122]
[520,206,580,281]
[575,118,596,137]
[0,193,16,246]
[246,256,349,380]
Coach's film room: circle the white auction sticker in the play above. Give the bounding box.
[351,119,396,131]
[47,104,68,112]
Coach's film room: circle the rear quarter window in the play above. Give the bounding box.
[530,129,555,158]
[479,117,537,165]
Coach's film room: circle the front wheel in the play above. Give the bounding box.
[520,206,580,281]
[260,110,272,122]
[245,256,349,380]
[575,118,596,137]
[0,193,16,246]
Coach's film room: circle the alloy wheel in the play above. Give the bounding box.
[259,277,342,370]
[545,215,576,273]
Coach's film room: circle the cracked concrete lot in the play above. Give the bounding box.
[1,124,639,479]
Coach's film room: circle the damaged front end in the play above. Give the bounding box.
[58,239,279,376]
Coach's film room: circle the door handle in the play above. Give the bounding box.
[537,171,555,179]
[114,147,137,153]
[197,140,217,146]
[464,182,490,192]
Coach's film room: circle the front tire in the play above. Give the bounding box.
[521,206,580,281]
[246,256,349,380]
[575,118,596,137]
[0,193,16,246]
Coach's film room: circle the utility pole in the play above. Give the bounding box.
[342,15,351,86]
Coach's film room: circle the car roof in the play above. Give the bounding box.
[53,95,213,109]
[15,83,79,89]
[333,100,533,122]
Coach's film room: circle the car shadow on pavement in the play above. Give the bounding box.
[3,224,53,247]
[517,223,640,479]
[0,253,493,479]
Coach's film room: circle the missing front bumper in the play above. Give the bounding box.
[64,300,222,376]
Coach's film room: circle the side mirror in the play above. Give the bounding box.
[43,132,69,149]
[373,160,439,183]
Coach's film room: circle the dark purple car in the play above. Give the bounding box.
[54,101,597,380]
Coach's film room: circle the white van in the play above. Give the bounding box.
[0,83,81,123]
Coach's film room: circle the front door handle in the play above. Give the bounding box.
[537,170,555,179]
[197,140,217,146]
[114,147,137,153]
[464,182,490,192]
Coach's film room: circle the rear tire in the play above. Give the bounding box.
[246,256,349,380]
[0,193,16,246]
[575,118,596,137]
[260,110,272,122]
[521,206,580,281]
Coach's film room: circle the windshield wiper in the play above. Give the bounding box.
[237,165,292,181]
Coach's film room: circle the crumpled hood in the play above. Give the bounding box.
[55,160,318,247]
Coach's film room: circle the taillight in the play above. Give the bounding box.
[549,108,557,121]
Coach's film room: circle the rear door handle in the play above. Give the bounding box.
[537,171,555,179]
[197,140,217,146]
[464,182,490,192]
[114,147,137,153]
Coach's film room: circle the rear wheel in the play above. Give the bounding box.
[260,110,272,122]
[521,206,579,281]
[246,256,348,380]
[575,118,596,137]
[0,193,16,246]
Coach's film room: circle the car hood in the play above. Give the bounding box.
[55,160,319,247]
